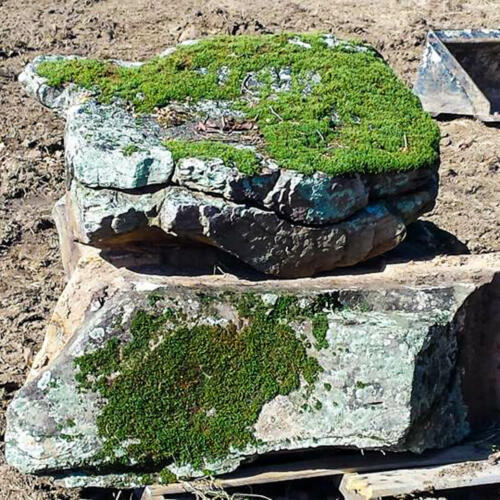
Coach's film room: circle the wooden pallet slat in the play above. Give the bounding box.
[339,459,500,499]
[140,432,499,499]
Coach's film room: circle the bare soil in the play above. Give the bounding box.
[1,0,499,498]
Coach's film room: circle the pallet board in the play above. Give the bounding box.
[140,429,500,498]
[339,459,500,499]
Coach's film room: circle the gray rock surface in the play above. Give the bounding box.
[158,186,411,277]
[68,181,167,244]
[8,251,498,485]
[65,181,437,277]
[65,102,174,190]
[171,157,281,207]
[173,157,438,226]
[18,55,88,114]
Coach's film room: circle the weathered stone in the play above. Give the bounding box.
[18,55,88,114]
[17,44,441,276]
[65,181,436,277]
[18,55,142,115]
[6,251,500,486]
[22,55,437,229]
[10,37,498,492]
[171,156,280,206]
[68,181,166,244]
[65,102,174,190]
[159,186,411,277]
[170,154,438,226]
[262,170,368,225]
[362,167,439,199]
[20,43,437,277]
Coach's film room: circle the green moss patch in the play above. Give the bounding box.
[122,143,141,156]
[166,140,261,175]
[74,293,322,471]
[37,34,439,176]
[312,313,329,350]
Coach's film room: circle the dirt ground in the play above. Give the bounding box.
[1,0,499,498]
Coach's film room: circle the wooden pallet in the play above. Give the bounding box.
[339,458,500,499]
[141,428,500,498]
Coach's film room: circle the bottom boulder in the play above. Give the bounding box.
[5,251,499,487]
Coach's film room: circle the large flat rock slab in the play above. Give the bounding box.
[6,250,500,487]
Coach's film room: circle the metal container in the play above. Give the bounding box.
[414,29,500,122]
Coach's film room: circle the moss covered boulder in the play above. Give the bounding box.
[19,34,439,277]
[9,248,498,487]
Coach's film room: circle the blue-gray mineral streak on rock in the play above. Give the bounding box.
[5,274,472,481]
[173,155,372,225]
[65,102,174,190]
[390,186,438,225]
[263,170,369,225]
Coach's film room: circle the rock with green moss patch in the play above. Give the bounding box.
[7,250,490,485]
[19,55,90,112]
[65,102,174,190]
[32,34,440,178]
[19,33,439,276]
